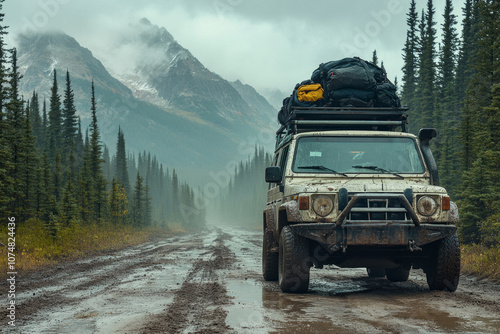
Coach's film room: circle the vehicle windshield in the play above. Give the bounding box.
[292,136,425,174]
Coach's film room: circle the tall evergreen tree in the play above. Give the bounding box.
[62,70,78,153]
[20,102,39,217]
[416,0,437,131]
[455,0,476,108]
[435,0,459,194]
[88,81,107,221]
[109,177,129,225]
[132,171,144,226]
[371,49,378,66]
[29,91,43,148]
[5,48,25,215]
[401,0,419,108]
[0,5,14,213]
[114,126,130,195]
[48,70,62,160]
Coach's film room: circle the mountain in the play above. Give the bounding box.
[16,29,275,183]
[113,18,276,131]
[261,88,288,111]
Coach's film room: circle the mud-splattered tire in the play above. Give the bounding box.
[367,268,386,278]
[386,266,410,282]
[426,232,460,292]
[262,228,278,281]
[279,226,310,293]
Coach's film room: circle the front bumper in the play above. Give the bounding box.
[290,222,457,252]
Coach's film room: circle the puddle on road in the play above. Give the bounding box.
[225,280,268,333]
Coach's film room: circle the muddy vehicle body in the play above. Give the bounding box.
[263,108,460,293]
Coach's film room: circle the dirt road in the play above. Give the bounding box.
[4,225,500,333]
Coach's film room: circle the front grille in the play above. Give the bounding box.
[346,196,410,223]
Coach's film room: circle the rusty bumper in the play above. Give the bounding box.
[289,223,456,252]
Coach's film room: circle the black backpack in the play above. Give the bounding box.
[311,57,400,108]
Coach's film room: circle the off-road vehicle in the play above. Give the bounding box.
[263,107,460,293]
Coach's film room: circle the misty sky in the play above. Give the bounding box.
[4,0,460,95]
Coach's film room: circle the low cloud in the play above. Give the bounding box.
[4,0,459,94]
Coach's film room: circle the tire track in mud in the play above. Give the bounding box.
[11,235,204,328]
[141,229,236,334]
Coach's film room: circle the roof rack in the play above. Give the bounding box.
[275,107,409,149]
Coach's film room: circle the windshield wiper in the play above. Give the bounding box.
[298,165,348,177]
[351,165,404,179]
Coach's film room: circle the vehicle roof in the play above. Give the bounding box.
[293,130,418,139]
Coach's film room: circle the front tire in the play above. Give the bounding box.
[279,226,311,293]
[262,228,278,281]
[426,232,460,292]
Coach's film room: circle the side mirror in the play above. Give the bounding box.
[265,166,282,183]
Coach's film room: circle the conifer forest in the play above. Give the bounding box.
[400,0,499,247]
[0,0,499,254]
[0,11,204,235]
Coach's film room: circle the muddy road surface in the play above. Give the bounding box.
[5,225,500,333]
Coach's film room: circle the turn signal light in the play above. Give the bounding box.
[442,196,450,211]
[298,196,309,210]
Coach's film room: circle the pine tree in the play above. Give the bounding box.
[109,178,129,225]
[5,48,26,216]
[88,81,107,221]
[48,69,62,160]
[416,0,437,131]
[41,99,48,152]
[455,0,476,107]
[78,141,93,223]
[30,91,43,148]
[36,154,52,221]
[62,70,78,154]
[437,0,458,113]
[371,49,378,66]
[75,116,84,166]
[60,180,79,226]
[132,172,144,226]
[401,0,419,110]
[114,126,130,195]
[435,0,459,194]
[20,102,39,217]
[0,3,13,214]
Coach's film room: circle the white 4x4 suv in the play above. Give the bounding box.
[263,108,460,293]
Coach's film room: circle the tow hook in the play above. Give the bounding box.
[408,240,422,252]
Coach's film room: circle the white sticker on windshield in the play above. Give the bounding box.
[310,152,322,157]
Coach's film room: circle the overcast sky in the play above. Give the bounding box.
[4,0,461,95]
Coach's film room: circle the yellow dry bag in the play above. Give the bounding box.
[296,84,324,102]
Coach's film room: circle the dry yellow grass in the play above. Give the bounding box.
[0,218,174,278]
[461,244,500,282]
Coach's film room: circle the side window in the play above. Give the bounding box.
[272,151,280,167]
[278,146,290,183]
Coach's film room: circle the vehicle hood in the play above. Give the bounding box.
[284,177,447,195]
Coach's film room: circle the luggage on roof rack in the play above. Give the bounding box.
[278,57,401,125]
[275,107,409,149]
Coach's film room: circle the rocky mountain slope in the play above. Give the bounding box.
[16,22,276,181]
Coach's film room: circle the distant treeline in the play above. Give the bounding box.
[400,0,499,245]
[0,15,203,233]
[216,146,272,227]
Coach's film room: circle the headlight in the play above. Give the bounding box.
[417,196,438,216]
[313,195,334,217]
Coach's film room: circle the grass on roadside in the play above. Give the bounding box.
[0,218,182,278]
[461,244,500,282]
